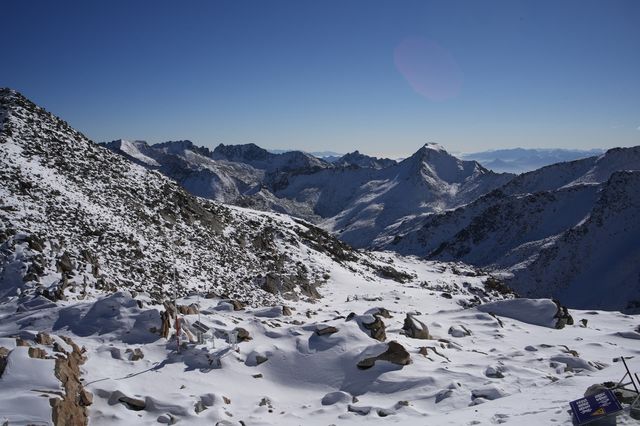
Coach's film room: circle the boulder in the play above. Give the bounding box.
[79,389,93,406]
[234,327,251,342]
[28,347,48,359]
[357,341,411,369]
[282,306,292,316]
[0,347,9,378]
[448,325,471,338]
[35,331,54,346]
[316,325,338,336]
[126,348,144,361]
[553,300,574,329]
[485,366,505,378]
[177,304,199,315]
[160,310,172,338]
[366,307,392,319]
[118,395,146,411]
[321,391,353,406]
[363,316,386,342]
[402,314,430,339]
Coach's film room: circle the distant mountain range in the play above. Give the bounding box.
[0,87,639,311]
[102,140,513,247]
[103,137,640,311]
[461,148,605,173]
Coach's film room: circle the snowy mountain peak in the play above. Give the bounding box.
[401,142,494,184]
[334,150,396,169]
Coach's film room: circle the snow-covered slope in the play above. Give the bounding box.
[280,143,514,247]
[2,88,640,426]
[0,88,401,307]
[382,148,640,311]
[500,146,640,195]
[105,140,514,248]
[510,171,640,310]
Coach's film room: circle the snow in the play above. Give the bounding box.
[2,88,640,425]
[477,299,560,328]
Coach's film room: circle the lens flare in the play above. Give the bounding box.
[394,37,463,101]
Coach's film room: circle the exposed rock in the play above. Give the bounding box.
[157,413,177,424]
[160,310,172,338]
[255,355,268,365]
[485,366,505,378]
[448,325,471,337]
[178,304,199,315]
[234,327,251,342]
[126,348,144,361]
[118,395,146,411]
[51,336,89,426]
[57,251,74,275]
[282,306,292,316]
[321,391,352,406]
[28,347,48,359]
[369,307,392,318]
[79,389,93,407]
[16,337,30,347]
[402,314,430,339]
[553,300,574,329]
[363,316,386,342]
[315,325,338,336]
[357,341,411,369]
[26,234,45,252]
[230,300,245,311]
[36,331,54,346]
[0,347,9,378]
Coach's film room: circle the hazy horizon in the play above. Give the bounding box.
[3,0,639,157]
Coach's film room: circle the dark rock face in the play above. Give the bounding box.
[0,347,9,378]
[402,314,430,340]
[357,341,411,369]
[553,300,574,329]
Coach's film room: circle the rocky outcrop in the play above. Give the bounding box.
[0,347,9,378]
[234,327,251,342]
[50,336,91,426]
[553,300,574,329]
[315,326,338,336]
[363,316,387,342]
[401,314,430,339]
[357,341,411,369]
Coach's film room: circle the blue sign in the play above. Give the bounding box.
[570,389,623,425]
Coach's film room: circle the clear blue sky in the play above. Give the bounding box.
[2,0,639,157]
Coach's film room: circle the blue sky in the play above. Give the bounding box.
[2,0,639,157]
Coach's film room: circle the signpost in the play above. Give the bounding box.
[570,389,623,425]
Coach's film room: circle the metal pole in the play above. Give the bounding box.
[622,357,639,393]
[174,267,180,353]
